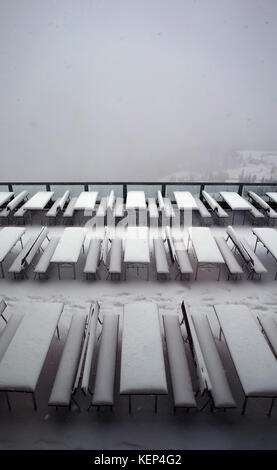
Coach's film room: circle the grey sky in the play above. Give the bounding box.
[0,0,277,181]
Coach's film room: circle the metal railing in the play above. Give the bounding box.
[1,181,277,202]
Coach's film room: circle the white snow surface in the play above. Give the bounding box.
[220,192,251,210]
[51,227,85,263]
[214,304,277,396]
[23,192,54,210]
[0,227,25,262]
[0,302,63,391]
[120,302,168,394]
[0,223,277,448]
[189,227,224,264]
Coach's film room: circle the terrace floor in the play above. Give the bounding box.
[0,223,277,450]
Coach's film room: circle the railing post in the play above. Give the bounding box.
[84,184,89,191]
[8,184,13,192]
[238,183,243,195]
[161,184,166,197]
[46,184,50,191]
[200,184,205,198]
[123,184,127,201]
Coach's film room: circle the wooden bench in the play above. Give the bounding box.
[46,198,61,218]
[181,302,236,411]
[246,201,264,224]
[248,191,277,221]
[214,236,243,280]
[48,310,88,409]
[163,314,197,411]
[108,238,122,280]
[79,302,101,395]
[89,313,119,410]
[63,197,77,220]
[33,237,60,279]
[153,237,169,279]
[226,226,267,279]
[202,191,229,220]
[165,226,192,280]
[174,240,193,280]
[84,238,102,279]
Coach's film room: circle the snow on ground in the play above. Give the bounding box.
[0,221,277,449]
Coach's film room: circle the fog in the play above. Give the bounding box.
[1,0,277,181]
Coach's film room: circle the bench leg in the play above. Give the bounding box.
[5,392,11,411]
[32,392,37,411]
[56,324,60,339]
[241,397,248,415]
[268,398,275,417]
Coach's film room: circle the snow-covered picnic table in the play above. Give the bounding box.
[214,304,277,414]
[50,227,85,279]
[220,192,251,210]
[188,227,225,279]
[0,192,14,208]
[0,302,63,408]
[120,302,168,411]
[0,227,25,277]
[23,191,54,210]
[74,191,98,211]
[174,191,198,210]
[126,191,146,209]
[253,227,277,278]
[124,227,150,279]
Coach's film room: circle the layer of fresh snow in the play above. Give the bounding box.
[51,227,85,263]
[74,191,98,210]
[189,227,224,264]
[23,192,54,210]
[0,227,25,262]
[220,192,251,210]
[126,191,147,209]
[120,302,168,394]
[214,304,277,396]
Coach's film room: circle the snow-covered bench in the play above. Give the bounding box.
[226,226,267,279]
[202,191,228,220]
[33,237,60,279]
[148,198,159,219]
[108,238,122,280]
[113,197,125,218]
[9,227,49,278]
[194,197,212,222]
[248,191,277,221]
[163,314,197,411]
[13,205,27,222]
[96,197,107,218]
[174,240,193,280]
[0,191,29,219]
[76,302,101,395]
[214,236,243,280]
[89,313,119,410]
[165,226,193,280]
[63,197,77,219]
[153,238,169,279]
[46,198,62,218]
[246,201,264,224]
[157,191,175,220]
[257,314,277,359]
[48,311,88,409]
[46,191,71,220]
[181,302,236,411]
[84,238,102,279]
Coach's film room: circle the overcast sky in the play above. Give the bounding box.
[0,0,276,181]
